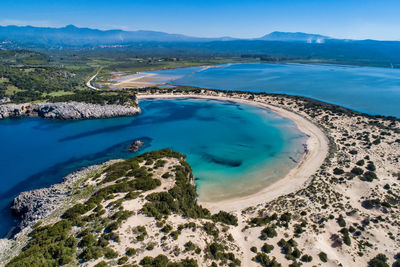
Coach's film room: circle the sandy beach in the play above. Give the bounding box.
[114,73,160,88]
[137,93,329,212]
[102,64,232,89]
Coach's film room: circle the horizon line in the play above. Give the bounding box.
[1,23,399,42]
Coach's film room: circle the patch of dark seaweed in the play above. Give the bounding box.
[201,153,242,167]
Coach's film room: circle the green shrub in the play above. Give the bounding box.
[145,159,154,165]
[349,149,358,155]
[363,171,378,182]
[118,256,129,265]
[94,261,108,267]
[203,222,219,238]
[139,255,198,267]
[356,159,365,166]
[301,254,313,262]
[368,254,389,267]
[277,239,293,255]
[80,246,103,262]
[280,212,292,223]
[169,230,181,240]
[337,214,346,227]
[318,252,328,262]
[351,167,364,175]
[383,184,390,190]
[260,226,277,240]
[126,247,136,256]
[261,243,274,253]
[341,228,351,246]
[333,168,344,175]
[253,252,281,267]
[104,247,118,259]
[154,159,167,168]
[161,172,171,178]
[291,247,301,258]
[367,162,376,171]
[184,241,196,251]
[140,255,169,266]
[211,211,238,226]
[124,191,140,200]
[161,224,173,233]
[79,233,96,248]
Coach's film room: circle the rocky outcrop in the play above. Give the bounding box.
[128,140,144,152]
[11,185,67,228]
[11,164,102,229]
[0,97,10,104]
[0,102,141,120]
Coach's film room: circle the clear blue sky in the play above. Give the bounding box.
[1,0,399,40]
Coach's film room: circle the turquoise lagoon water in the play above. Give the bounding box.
[158,63,400,117]
[0,98,306,236]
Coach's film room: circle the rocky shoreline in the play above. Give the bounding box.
[10,165,99,230]
[0,101,141,120]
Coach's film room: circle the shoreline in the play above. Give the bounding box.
[0,101,141,120]
[137,93,329,212]
[104,63,233,89]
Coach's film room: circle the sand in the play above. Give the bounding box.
[100,64,232,89]
[86,71,100,90]
[137,93,329,213]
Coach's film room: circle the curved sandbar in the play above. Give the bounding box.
[137,93,329,212]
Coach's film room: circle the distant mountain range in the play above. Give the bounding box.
[0,25,338,46]
[1,25,400,66]
[257,31,330,43]
[0,25,237,46]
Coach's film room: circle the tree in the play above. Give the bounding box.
[368,254,389,267]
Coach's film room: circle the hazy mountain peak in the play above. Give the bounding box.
[259,31,331,43]
[64,24,78,29]
[0,25,237,47]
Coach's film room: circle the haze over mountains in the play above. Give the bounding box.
[0,24,338,46]
[1,25,400,66]
[257,32,330,43]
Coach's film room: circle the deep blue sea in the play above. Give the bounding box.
[0,98,305,236]
[154,63,400,117]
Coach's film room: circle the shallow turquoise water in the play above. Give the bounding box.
[0,98,305,235]
[159,63,400,117]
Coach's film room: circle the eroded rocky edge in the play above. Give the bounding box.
[0,102,141,120]
[10,162,116,230]
[0,160,118,264]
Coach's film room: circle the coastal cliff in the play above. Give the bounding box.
[10,164,108,230]
[0,102,141,120]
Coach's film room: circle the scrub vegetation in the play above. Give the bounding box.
[0,49,243,103]
[6,149,239,266]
